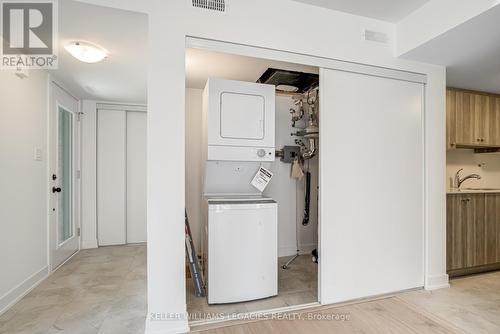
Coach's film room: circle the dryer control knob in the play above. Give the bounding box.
[257,149,266,157]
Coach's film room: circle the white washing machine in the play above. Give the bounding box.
[204,195,278,304]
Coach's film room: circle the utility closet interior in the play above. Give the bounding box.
[184,48,320,318]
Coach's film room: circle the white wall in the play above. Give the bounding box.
[76,1,448,333]
[0,70,49,314]
[397,0,500,56]
[185,90,319,257]
[447,150,500,189]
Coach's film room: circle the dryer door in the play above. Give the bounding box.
[206,79,275,149]
[220,92,265,140]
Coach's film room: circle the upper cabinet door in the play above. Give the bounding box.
[487,96,500,146]
[447,90,476,148]
[473,93,489,145]
[220,92,265,140]
[447,89,500,148]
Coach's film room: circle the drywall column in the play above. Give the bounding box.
[424,66,449,290]
[145,3,189,333]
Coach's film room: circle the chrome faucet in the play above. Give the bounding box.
[455,168,482,188]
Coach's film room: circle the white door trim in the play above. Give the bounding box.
[186,36,427,84]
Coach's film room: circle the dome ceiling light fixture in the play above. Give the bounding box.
[64,41,107,63]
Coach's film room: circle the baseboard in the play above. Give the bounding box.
[425,273,450,290]
[145,318,190,334]
[81,239,98,249]
[278,246,297,257]
[0,266,49,316]
[279,243,317,257]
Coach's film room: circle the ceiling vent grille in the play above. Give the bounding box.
[364,29,389,45]
[192,0,226,12]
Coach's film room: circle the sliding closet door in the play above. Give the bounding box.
[319,68,424,304]
[97,109,127,245]
[126,111,147,243]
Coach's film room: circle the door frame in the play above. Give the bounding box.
[184,37,432,310]
[47,77,82,272]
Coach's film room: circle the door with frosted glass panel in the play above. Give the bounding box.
[49,82,80,270]
[58,107,73,245]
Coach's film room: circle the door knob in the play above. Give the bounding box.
[52,187,61,193]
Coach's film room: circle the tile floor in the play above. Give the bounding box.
[0,245,147,334]
[186,254,318,320]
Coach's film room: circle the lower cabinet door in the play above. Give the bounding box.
[467,194,486,268]
[447,195,468,271]
[485,194,500,264]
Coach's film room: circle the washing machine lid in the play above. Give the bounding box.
[206,194,274,205]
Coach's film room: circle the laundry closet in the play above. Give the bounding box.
[185,48,320,317]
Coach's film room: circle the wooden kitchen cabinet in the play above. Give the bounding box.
[447,193,500,276]
[447,88,500,149]
[485,194,500,264]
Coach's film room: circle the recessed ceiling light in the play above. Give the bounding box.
[64,41,107,63]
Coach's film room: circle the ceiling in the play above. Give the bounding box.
[291,0,429,22]
[186,48,318,89]
[49,1,147,103]
[401,6,500,94]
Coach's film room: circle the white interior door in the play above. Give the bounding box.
[97,109,127,246]
[49,82,80,270]
[126,111,147,243]
[319,68,424,304]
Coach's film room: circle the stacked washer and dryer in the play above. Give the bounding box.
[201,78,278,304]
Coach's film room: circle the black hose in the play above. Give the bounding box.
[302,171,311,226]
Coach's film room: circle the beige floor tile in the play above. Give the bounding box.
[0,245,147,334]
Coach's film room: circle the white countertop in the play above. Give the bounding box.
[447,188,500,194]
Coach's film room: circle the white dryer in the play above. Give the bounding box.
[204,195,278,304]
[203,78,275,162]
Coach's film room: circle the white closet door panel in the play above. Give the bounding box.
[319,68,424,304]
[97,109,126,246]
[126,112,147,243]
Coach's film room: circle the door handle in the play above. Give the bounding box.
[52,187,62,193]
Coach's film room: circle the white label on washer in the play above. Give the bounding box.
[251,166,273,192]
